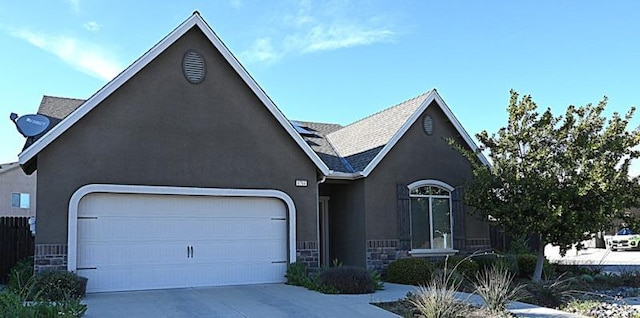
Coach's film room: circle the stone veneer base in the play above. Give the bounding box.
[34,244,68,272]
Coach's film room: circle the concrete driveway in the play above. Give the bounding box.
[83,283,412,318]
[83,283,582,318]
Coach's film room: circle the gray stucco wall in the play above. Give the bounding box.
[320,181,366,268]
[0,166,36,217]
[364,101,489,242]
[35,27,319,246]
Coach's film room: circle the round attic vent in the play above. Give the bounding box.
[423,115,434,135]
[182,50,206,84]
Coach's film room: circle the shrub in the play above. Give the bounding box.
[316,266,375,294]
[35,270,88,301]
[386,258,435,286]
[369,270,385,290]
[516,254,538,279]
[285,262,311,287]
[0,289,87,318]
[409,276,471,318]
[7,258,38,301]
[473,265,525,315]
[438,255,480,278]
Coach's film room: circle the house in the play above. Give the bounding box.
[17,12,490,293]
[0,162,36,217]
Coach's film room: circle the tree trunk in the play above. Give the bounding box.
[532,234,545,282]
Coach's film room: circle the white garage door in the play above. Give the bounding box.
[76,193,288,292]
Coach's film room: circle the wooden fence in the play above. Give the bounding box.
[0,217,34,284]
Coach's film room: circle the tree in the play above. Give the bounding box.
[453,90,640,282]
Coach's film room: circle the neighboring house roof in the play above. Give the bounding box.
[0,162,20,175]
[18,12,331,176]
[37,95,85,119]
[21,96,85,152]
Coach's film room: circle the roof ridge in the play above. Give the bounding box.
[337,90,432,129]
[42,95,86,101]
[294,120,342,126]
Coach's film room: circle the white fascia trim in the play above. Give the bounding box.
[18,14,330,176]
[67,184,297,272]
[407,179,455,192]
[325,171,364,180]
[360,90,490,177]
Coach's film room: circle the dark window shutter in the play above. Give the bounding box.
[452,186,466,250]
[397,184,411,251]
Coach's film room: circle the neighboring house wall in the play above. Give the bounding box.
[0,164,36,217]
[363,102,490,271]
[35,27,319,270]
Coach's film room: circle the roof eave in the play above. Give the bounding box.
[325,171,365,180]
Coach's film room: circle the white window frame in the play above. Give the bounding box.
[11,193,30,209]
[407,180,458,257]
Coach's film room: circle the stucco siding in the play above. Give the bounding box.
[320,181,366,268]
[364,101,489,242]
[35,27,318,245]
[0,167,36,217]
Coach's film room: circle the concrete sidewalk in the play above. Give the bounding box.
[83,283,584,318]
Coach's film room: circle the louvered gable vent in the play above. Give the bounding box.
[183,50,206,84]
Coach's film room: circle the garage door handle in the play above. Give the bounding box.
[190,246,194,258]
[187,245,194,258]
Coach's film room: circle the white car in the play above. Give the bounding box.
[609,228,640,251]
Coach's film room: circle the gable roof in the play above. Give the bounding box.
[37,96,85,119]
[17,12,330,176]
[0,162,21,176]
[317,90,489,179]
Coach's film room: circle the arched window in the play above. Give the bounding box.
[408,180,454,250]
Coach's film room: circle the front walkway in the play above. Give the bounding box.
[83,283,583,317]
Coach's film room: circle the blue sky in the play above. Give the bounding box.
[1,1,640,172]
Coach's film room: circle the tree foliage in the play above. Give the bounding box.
[453,90,640,281]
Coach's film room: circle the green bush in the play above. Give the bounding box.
[386,258,435,286]
[35,270,88,301]
[0,289,87,318]
[7,258,34,292]
[316,266,375,294]
[438,256,480,278]
[285,262,311,287]
[516,254,538,279]
[474,254,518,277]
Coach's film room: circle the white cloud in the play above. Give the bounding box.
[240,0,396,64]
[65,0,80,13]
[240,37,280,64]
[287,24,394,53]
[10,29,122,81]
[83,21,102,32]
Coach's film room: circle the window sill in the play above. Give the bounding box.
[409,249,458,257]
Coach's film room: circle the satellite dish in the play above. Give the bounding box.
[11,113,51,137]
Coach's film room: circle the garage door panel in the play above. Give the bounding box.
[77,193,289,292]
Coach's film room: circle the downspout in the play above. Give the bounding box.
[316,174,327,268]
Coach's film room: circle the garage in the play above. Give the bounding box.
[71,187,291,293]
